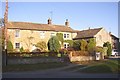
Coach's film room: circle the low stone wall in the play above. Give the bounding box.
[68,51,95,62]
[69,56,95,62]
[7,57,65,64]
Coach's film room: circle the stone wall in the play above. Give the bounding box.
[7,57,65,64]
[69,56,95,62]
[68,52,95,62]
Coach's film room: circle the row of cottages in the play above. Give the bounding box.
[73,28,119,50]
[6,18,119,52]
[7,19,77,52]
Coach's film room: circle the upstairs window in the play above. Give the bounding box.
[51,33,56,37]
[64,33,70,39]
[40,31,45,39]
[15,29,20,37]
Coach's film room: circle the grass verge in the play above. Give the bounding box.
[3,62,68,72]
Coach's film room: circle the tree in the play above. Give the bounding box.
[73,40,81,50]
[35,41,47,51]
[48,36,61,52]
[87,38,96,55]
[103,42,112,56]
[7,40,13,52]
[56,33,64,44]
[80,39,87,51]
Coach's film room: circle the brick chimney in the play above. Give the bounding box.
[65,19,69,27]
[48,18,52,24]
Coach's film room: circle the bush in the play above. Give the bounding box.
[20,47,24,53]
[103,42,112,56]
[7,40,13,52]
[48,36,61,52]
[36,41,47,51]
[56,33,64,45]
[87,38,96,55]
[64,40,73,47]
[80,39,87,51]
[73,40,80,50]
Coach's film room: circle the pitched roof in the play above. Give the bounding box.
[74,28,103,39]
[7,22,75,32]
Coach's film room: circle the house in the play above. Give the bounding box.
[7,19,77,51]
[110,33,119,50]
[73,27,112,47]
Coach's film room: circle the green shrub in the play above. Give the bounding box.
[73,40,80,50]
[36,41,47,51]
[20,47,24,53]
[48,36,61,52]
[64,40,73,47]
[87,38,96,55]
[7,40,13,52]
[80,39,87,51]
[103,42,112,56]
[56,33,64,45]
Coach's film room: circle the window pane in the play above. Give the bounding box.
[64,34,66,38]
[15,30,20,37]
[15,43,20,49]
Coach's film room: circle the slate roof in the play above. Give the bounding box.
[7,22,76,32]
[74,28,103,39]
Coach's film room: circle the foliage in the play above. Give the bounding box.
[56,33,64,44]
[7,40,13,52]
[64,40,73,47]
[95,46,103,53]
[71,51,89,56]
[80,39,87,51]
[20,47,24,53]
[103,47,108,56]
[103,42,112,56]
[73,40,81,50]
[48,36,61,52]
[87,38,96,55]
[36,41,47,51]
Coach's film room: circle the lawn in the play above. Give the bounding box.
[77,60,120,73]
[63,60,120,73]
[3,62,68,72]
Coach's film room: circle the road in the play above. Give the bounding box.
[2,64,120,78]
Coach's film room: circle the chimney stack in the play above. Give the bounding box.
[65,19,69,27]
[48,18,52,24]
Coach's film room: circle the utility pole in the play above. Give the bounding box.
[3,0,8,66]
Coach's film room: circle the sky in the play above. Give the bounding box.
[1,1,119,37]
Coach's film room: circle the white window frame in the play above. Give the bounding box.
[15,29,20,37]
[64,33,70,39]
[40,31,45,39]
[51,33,56,37]
[64,43,70,49]
[15,43,20,49]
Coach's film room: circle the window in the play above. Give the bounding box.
[15,29,20,37]
[67,34,69,38]
[64,33,70,39]
[51,33,56,37]
[15,43,20,49]
[40,31,45,39]
[64,34,67,38]
[64,43,69,49]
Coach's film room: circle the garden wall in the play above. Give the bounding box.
[7,57,66,64]
[68,51,95,62]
